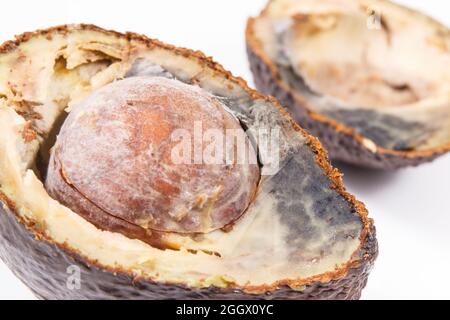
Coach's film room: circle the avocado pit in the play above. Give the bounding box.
[45,76,260,248]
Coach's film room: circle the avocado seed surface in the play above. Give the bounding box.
[45,76,260,242]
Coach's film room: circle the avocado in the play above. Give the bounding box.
[246,0,450,169]
[0,25,377,299]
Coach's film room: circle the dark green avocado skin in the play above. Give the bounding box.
[246,46,441,170]
[0,203,377,300]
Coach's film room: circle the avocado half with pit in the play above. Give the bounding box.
[0,25,376,300]
[247,0,450,169]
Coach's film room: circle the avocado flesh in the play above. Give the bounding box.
[250,0,450,152]
[0,25,374,295]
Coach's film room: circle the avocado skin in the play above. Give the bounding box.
[0,24,377,300]
[246,45,442,170]
[0,203,377,300]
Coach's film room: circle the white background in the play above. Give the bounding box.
[0,0,449,300]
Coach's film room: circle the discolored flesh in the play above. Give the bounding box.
[276,65,433,151]
[0,25,376,299]
[247,0,450,168]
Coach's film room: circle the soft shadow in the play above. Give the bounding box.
[332,160,400,194]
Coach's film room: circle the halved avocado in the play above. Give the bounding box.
[0,25,377,299]
[246,0,450,169]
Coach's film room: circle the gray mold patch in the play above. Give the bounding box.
[265,144,361,262]
[125,58,175,79]
[230,97,362,264]
[324,109,430,150]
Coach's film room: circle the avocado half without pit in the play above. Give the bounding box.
[247,0,450,169]
[0,25,377,300]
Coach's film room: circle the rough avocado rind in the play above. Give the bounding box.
[0,24,377,299]
[246,0,450,169]
[0,201,377,299]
